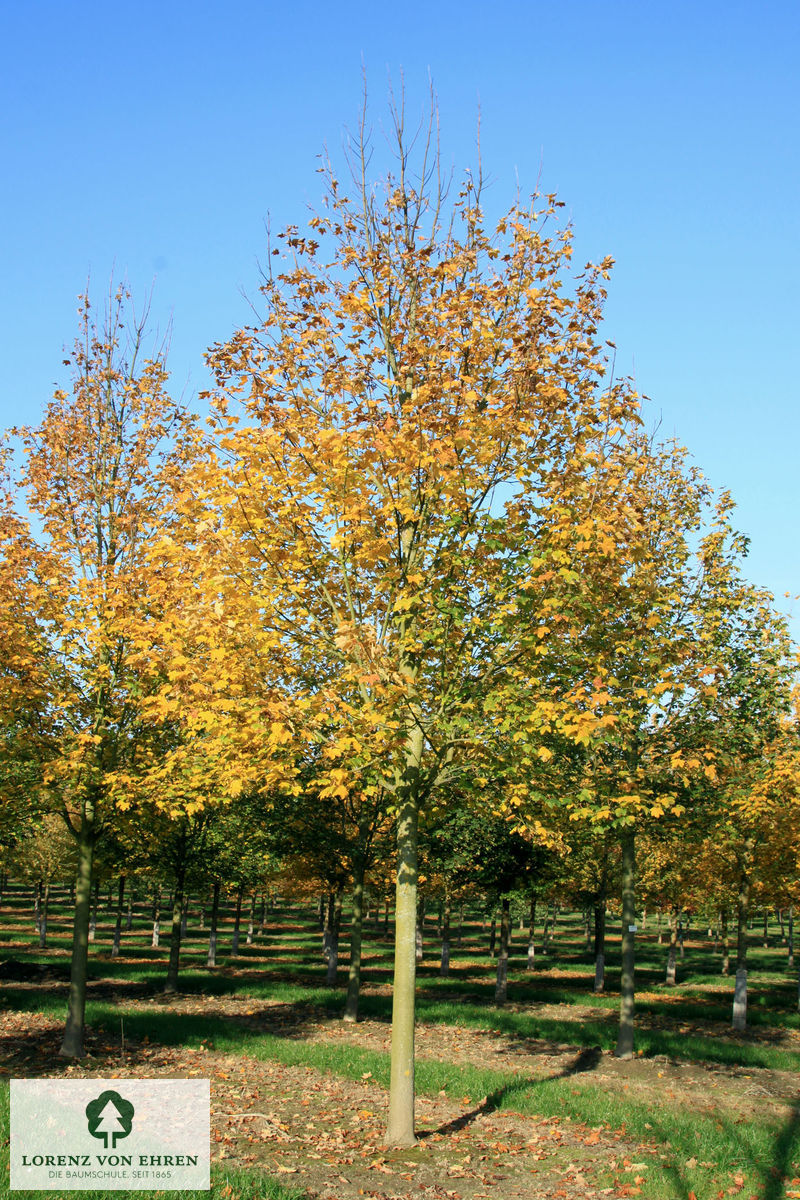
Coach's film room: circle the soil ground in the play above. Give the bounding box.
[3,981,799,1200]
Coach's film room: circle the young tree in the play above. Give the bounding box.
[181,95,648,1143]
[12,285,191,1056]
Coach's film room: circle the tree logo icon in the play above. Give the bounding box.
[85,1090,135,1149]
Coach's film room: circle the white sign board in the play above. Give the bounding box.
[10,1079,210,1190]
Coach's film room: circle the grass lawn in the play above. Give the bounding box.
[2,885,800,1198]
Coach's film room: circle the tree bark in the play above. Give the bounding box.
[386,733,421,1148]
[246,892,256,945]
[231,883,244,954]
[344,860,366,1021]
[732,857,751,1031]
[594,898,606,993]
[789,906,794,968]
[666,906,678,985]
[323,891,335,960]
[541,903,551,951]
[88,879,99,942]
[488,910,497,956]
[60,806,96,1057]
[326,890,343,985]
[721,905,730,975]
[207,879,221,967]
[615,827,636,1058]
[164,861,186,994]
[495,896,511,1004]
[527,895,536,970]
[151,885,161,948]
[39,882,50,949]
[111,875,126,957]
[439,889,451,977]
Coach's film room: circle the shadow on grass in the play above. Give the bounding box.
[0,998,334,1076]
[425,1044,604,1137]
[636,1096,800,1200]
[762,1101,800,1200]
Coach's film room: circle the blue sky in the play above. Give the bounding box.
[2,1,798,630]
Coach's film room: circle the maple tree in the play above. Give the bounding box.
[551,451,765,1056]
[684,583,798,1029]
[10,285,193,1055]
[171,94,657,1143]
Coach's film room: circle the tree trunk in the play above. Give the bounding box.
[763,910,769,949]
[789,906,795,968]
[732,859,751,1031]
[488,910,497,956]
[207,879,221,967]
[415,892,424,962]
[323,891,335,960]
[439,889,451,977]
[541,903,551,950]
[594,898,606,993]
[527,895,536,970]
[231,883,244,954]
[164,861,187,994]
[152,886,161,948]
[34,880,42,933]
[615,827,636,1059]
[326,890,342,985]
[678,910,685,959]
[721,905,730,975]
[39,882,50,949]
[60,808,96,1057]
[126,887,134,932]
[666,906,678,985]
[344,861,366,1021]
[495,897,511,1004]
[111,875,126,957]
[88,879,99,942]
[246,892,256,945]
[386,736,421,1148]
